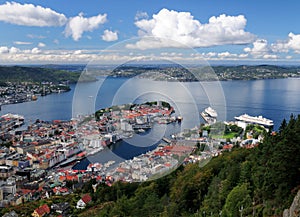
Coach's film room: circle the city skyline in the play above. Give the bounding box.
[0,0,300,64]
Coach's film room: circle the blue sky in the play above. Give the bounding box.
[0,0,300,64]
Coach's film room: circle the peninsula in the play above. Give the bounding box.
[0,65,96,106]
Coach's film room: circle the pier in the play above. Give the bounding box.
[162,137,171,143]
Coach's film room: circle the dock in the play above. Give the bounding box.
[162,137,171,143]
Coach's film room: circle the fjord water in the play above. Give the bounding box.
[1,77,299,130]
[1,77,299,165]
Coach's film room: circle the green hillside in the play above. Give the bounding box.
[0,66,91,83]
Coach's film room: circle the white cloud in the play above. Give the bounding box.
[0,46,9,54]
[73,50,82,55]
[239,53,249,58]
[244,39,274,58]
[9,47,20,54]
[0,3,108,42]
[31,47,41,54]
[135,11,148,21]
[218,52,238,58]
[0,2,67,27]
[272,33,300,53]
[27,34,46,39]
[0,47,294,64]
[102,30,118,42]
[285,33,300,52]
[13,41,32,45]
[53,39,59,45]
[263,54,277,59]
[65,13,107,41]
[127,8,255,49]
[38,42,46,47]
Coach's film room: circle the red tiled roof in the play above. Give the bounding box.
[223,144,233,150]
[21,188,32,194]
[96,176,102,181]
[81,194,92,204]
[41,204,50,213]
[60,187,68,193]
[34,204,50,216]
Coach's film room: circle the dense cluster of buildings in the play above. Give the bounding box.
[0,102,274,215]
[0,82,69,106]
[0,102,185,208]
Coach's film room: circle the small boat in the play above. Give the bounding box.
[31,95,38,101]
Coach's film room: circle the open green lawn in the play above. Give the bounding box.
[211,132,238,139]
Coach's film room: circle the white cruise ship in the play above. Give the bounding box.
[235,114,274,129]
[201,107,218,124]
[204,107,218,118]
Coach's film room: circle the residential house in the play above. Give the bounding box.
[0,165,14,179]
[31,204,50,217]
[51,202,70,216]
[3,210,18,217]
[76,194,92,209]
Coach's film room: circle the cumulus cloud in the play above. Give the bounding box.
[0,2,67,27]
[0,46,9,54]
[272,33,300,53]
[102,30,118,42]
[0,47,289,64]
[73,50,82,55]
[38,42,46,47]
[65,13,107,41]
[31,47,41,54]
[9,47,20,54]
[243,39,277,58]
[0,46,44,55]
[127,8,255,49]
[0,2,108,41]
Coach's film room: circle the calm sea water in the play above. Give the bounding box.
[1,77,299,166]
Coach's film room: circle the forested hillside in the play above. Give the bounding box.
[0,66,91,83]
